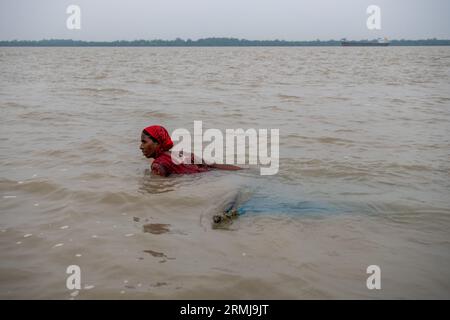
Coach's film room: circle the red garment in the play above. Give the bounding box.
[144,125,209,176]
[152,152,210,176]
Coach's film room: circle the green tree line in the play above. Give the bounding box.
[1,38,449,47]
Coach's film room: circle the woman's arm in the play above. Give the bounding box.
[189,152,243,171]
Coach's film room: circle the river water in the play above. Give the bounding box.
[0,47,449,299]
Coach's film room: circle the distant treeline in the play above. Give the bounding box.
[1,38,450,47]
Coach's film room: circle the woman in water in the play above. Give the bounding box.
[140,125,242,176]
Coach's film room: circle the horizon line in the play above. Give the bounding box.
[2,37,450,41]
[1,37,450,47]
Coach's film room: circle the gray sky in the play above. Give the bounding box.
[1,0,449,41]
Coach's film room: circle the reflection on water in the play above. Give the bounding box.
[139,168,234,194]
[139,169,177,194]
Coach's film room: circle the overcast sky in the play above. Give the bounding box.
[1,0,449,41]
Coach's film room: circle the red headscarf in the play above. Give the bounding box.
[143,125,174,152]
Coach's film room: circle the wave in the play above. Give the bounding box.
[79,87,133,95]
[141,110,176,119]
[0,178,69,200]
[315,136,354,145]
[277,94,303,102]
[18,110,76,122]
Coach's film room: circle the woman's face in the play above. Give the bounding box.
[140,133,159,158]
